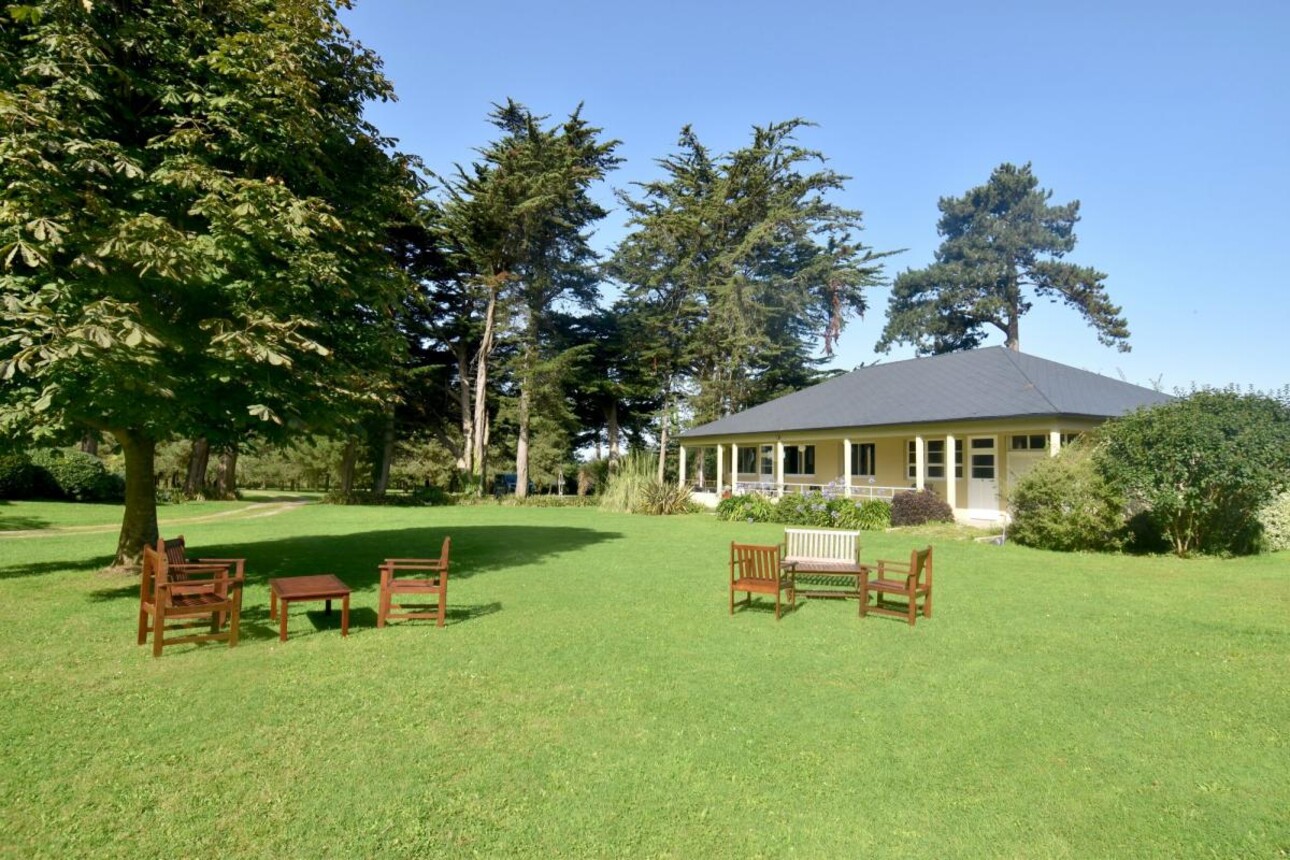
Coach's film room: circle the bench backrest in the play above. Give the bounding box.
[783,528,860,562]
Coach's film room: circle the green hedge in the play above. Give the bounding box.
[5,449,124,502]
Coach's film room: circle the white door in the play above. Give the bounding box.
[968,436,998,510]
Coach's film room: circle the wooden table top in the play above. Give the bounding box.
[269,574,351,600]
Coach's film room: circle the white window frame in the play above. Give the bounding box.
[908,439,962,480]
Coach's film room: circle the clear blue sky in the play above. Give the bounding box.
[341,0,1288,393]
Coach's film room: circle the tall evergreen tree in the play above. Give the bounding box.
[0,1,420,564]
[612,121,891,474]
[440,101,618,497]
[878,162,1129,355]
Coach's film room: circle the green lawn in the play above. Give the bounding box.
[0,504,1286,858]
[0,498,255,531]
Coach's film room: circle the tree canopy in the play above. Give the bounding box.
[0,0,421,562]
[611,120,893,469]
[878,162,1129,355]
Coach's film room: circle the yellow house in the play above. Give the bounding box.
[677,348,1171,524]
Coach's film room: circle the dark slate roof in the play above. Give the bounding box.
[680,347,1172,439]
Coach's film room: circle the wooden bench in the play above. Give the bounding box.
[781,528,864,599]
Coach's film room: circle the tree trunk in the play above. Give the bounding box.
[372,411,395,497]
[113,430,158,568]
[214,449,238,499]
[656,398,670,483]
[1005,276,1021,350]
[454,341,474,477]
[606,401,621,469]
[471,288,498,495]
[515,335,534,500]
[183,437,211,496]
[339,437,358,494]
[79,431,99,456]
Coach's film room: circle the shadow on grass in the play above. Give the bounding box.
[0,517,52,532]
[199,525,623,590]
[72,524,619,597]
[1,555,117,580]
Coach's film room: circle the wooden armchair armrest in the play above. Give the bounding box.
[166,563,237,578]
[157,575,243,592]
[195,557,245,574]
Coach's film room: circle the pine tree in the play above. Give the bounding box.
[878,163,1129,355]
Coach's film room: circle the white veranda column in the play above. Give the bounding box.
[843,438,852,498]
[1050,429,1061,457]
[945,434,957,510]
[914,435,926,491]
[731,442,739,493]
[678,445,687,488]
[717,444,725,495]
[775,440,785,498]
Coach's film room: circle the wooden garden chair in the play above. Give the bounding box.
[859,546,933,626]
[138,544,243,657]
[729,542,795,620]
[158,535,245,625]
[378,536,451,628]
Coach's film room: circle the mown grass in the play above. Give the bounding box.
[0,499,254,531]
[0,503,1286,858]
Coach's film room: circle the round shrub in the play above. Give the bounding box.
[715,493,775,523]
[1097,390,1290,556]
[28,448,124,502]
[890,489,954,527]
[1008,444,1125,552]
[0,453,41,499]
[1258,490,1290,552]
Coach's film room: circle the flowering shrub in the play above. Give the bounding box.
[717,491,891,531]
[715,493,776,523]
[1258,490,1290,552]
[834,499,892,531]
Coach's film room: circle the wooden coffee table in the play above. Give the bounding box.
[269,574,351,642]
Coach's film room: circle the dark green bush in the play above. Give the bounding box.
[1008,444,1125,552]
[323,490,427,507]
[27,448,123,502]
[890,489,954,527]
[0,453,41,499]
[1098,390,1290,556]
[715,493,775,523]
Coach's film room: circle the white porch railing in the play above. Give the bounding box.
[689,479,915,501]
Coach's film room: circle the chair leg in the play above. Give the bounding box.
[729,586,734,616]
[377,587,388,628]
[210,611,220,633]
[229,594,241,648]
[774,588,781,621]
[152,608,165,658]
[137,607,149,645]
[907,590,916,627]
[924,590,933,619]
[436,587,445,628]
